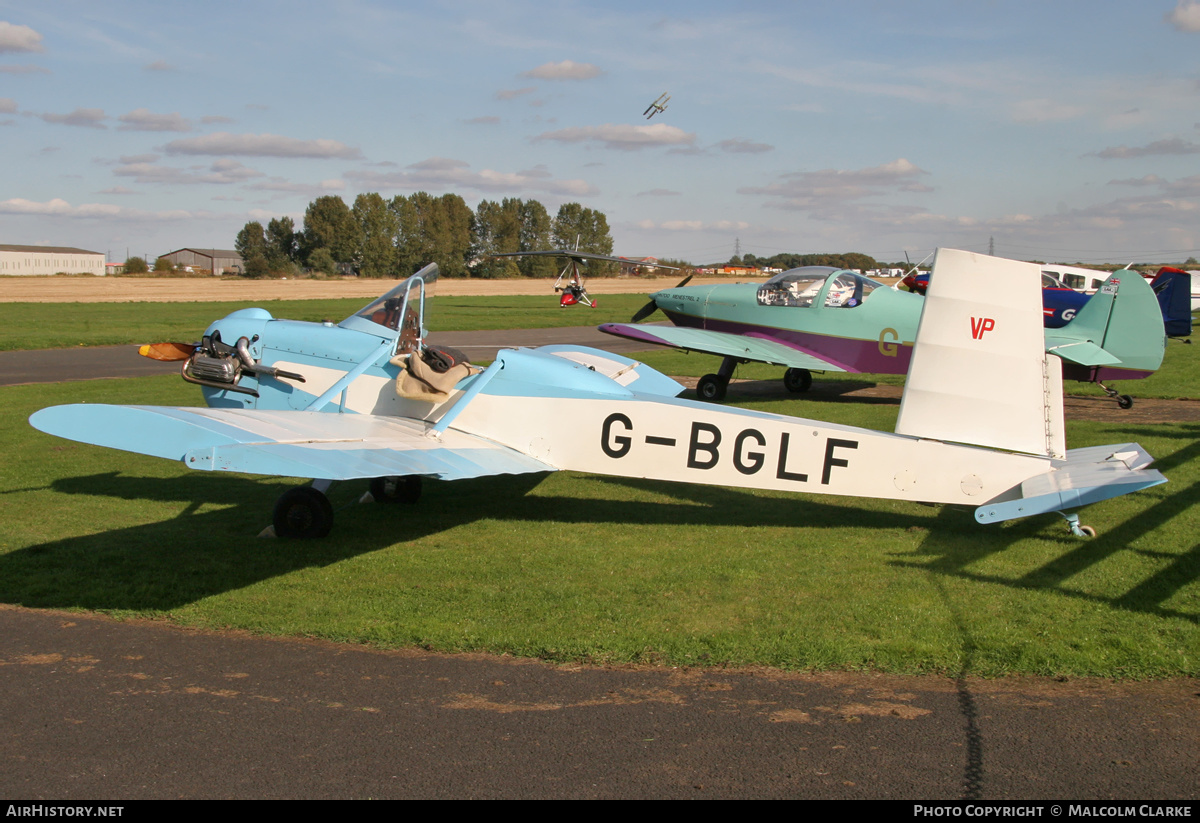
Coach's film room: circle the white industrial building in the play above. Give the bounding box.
[1,244,106,276]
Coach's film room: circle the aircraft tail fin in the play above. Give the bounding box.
[896,248,1065,458]
[1050,270,1165,372]
[1151,267,1193,338]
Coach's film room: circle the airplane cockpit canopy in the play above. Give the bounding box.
[756,267,884,309]
[339,263,438,350]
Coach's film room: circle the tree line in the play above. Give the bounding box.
[235,193,614,278]
[733,252,880,271]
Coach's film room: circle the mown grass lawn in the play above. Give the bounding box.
[3,374,1195,678]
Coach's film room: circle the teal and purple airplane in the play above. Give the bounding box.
[600,265,1165,408]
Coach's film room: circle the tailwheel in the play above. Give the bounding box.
[273,486,334,539]
[697,374,728,402]
[1059,511,1096,539]
[1098,381,1133,410]
[370,475,423,504]
[783,367,813,393]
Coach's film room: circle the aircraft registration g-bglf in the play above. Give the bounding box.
[30,250,1165,539]
[600,257,1167,408]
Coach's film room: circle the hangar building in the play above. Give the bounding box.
[158,248,244,275]
[1,244,106,276]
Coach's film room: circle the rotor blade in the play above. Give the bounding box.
[674,273,693,289]
[631,299,659,323]
[138,342,196,361]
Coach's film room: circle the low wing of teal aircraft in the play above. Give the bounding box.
[601,264,1166,407]
[30,252,1165,540]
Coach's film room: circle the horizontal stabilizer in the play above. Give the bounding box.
[1043,338,1121,367]
[975,443,1166,524]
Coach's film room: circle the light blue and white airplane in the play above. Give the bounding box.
[30,250,1166,539]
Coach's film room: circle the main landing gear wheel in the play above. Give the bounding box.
[273,486,334,539]
[783,368,813,393]
[1117,395,1133,410]
[370,475,423,504]
[697,374,728,402]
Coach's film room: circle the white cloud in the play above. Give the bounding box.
[114,158,264,185]
[245,178,346,195]
[0,198,214,222]
[521,60,603,81]
[144,59,174,72]
[0,22,44,54]
[0,97,15,113]
[1093,137,1200,159]
[164,132,362,159]
[40,108,107,128]
[715,138,774,154]
[0,64,48,74]
[117,108,193,132]
[1010,98,1086,124]
[739,159,932,210]
[1108,175,1167,187]
[465,116,500,125]
[345,156,597,196]
[637,188,681,197]
[635,219,751,232]
[1166,1,1200,32]
[496,87,536,100]
[534,123,695,151]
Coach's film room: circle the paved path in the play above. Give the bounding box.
[0,327,648,386]
[2,606,1195,800]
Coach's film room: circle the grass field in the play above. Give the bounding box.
[3,373,1196,678]
[3,294,1196,677]
[0,294,651,351]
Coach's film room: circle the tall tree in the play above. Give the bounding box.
[471,198,523,278]
[302,195,357,267]
[517,200,555,278]
[235,220,270,277]
[265,216,298,269]
[553,203,614,275]
[352,193,398,278]
[435,193,474,278]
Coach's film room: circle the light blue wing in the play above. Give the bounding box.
[29,405,554,481]
[598,323,847,372]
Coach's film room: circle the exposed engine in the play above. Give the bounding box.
[182,331,304,397]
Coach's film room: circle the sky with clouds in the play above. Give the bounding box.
[2,0,1199,265]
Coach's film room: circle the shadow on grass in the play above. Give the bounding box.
[0,468,934,613]
[900,426,1200,625]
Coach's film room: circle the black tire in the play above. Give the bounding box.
[697,374,727,402]
[1117,395,1133,410]
[783,368,813,393]
[370,475,423,504]
[273,486,334,539]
